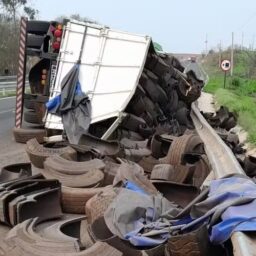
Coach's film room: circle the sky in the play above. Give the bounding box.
[32,0,256,54]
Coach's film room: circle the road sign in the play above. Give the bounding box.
[221,59,231,72]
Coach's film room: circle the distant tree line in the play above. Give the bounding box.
[0,0,37,75]
[0,5,100,76]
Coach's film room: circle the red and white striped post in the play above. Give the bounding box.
[15,17,27,128]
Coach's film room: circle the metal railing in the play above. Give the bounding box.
[0,75,28,96]
[190,63,254,255]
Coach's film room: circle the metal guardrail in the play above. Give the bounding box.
[190,63,254,255]
[191,103,255,256]
[0,75,28,96]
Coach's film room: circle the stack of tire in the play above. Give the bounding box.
[13,21,55,144]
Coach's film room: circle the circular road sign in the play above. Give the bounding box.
[221,59,231,72]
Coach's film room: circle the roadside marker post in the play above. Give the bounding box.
[220,59,231,89]
[15,17,27,128]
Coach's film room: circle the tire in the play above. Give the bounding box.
[5,215,122,256]
[62,186,105,214]
[27,34,44,49]
[24,110,42,124]
[13,127,46,144]
[41,167,104,188]
[150,164,175,181]
[162,134,203,165]
[1,163,31,182]
[166,225,224,256]
[24,99,35,110]
[27,20,50,35]
[85,186,117,224]
[44,154,105,175]
[26,138,76,168]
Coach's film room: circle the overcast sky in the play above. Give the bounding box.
[33,0,256,54]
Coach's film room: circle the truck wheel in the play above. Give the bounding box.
[24,110,42,124]
[27,20,50,35]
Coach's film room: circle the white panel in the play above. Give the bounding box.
[45,20,151,130]
[92,67,139,93]
[91,92,130,121]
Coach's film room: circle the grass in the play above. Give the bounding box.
[203,49,256,144]
[0,88,31,98]
[204,75,256,144]
[0,91,16,98]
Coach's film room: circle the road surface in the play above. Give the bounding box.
[0,97,15,141]
[0,96,28,169]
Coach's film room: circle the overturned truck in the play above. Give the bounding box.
[6,18,236,256]
[13,18,203,143]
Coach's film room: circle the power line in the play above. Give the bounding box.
[237,11,256,31]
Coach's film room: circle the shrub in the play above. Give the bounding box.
[231,77,241,87]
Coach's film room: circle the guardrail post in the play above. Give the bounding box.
[15,17,27,128]
[3,88,5,96]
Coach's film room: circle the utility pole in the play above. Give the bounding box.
[231,32,234,76]
[241,32,244,50]
[252,34,255,51]
[205,34,208,55]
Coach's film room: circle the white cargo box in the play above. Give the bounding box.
[45,20,151,138]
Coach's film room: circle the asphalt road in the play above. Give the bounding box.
[181,60,208,84]
[0,96,28,169]
[0,97,15,141]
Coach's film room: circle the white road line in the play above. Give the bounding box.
[0,96,16,101]
[0,108,15,115]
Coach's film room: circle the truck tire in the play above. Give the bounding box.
[24,110,42,124]
[24,99,35,110]
[27,34,44,49]
[27,20,50,35]
[13,127,46,144]
[26,138,76,168]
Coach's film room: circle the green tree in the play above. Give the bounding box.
[0,0,38,22]
[0,0,38,74]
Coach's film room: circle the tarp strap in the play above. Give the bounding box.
[77,26,88,64]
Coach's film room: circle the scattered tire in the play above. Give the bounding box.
[13,127,46,144]
[26,138,76,168]
[44,154,105,175]
[24,110,42,124]
[165,225,224,256]
[85,186,117,224]
[5,214,122,256]
[61,186,105,214]
[0,163,31,182]
[41,167,104,188]
[162,134,203,165]
[244,155,256,177]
